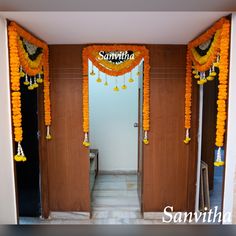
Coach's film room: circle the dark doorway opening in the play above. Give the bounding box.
[16,79,41,217]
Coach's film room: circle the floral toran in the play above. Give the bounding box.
[82,45,150,147]
[8,21,52,162]
[184,17,230,167]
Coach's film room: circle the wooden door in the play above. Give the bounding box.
[142,45,199,212]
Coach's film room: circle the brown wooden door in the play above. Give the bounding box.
[142,45,199,212]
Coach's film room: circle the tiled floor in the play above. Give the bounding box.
[20,174,162,224]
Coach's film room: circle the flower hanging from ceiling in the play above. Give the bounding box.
[183,17,230,167]
[8,21,52,162]
[83,45,150,147]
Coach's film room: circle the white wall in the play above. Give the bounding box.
[223,13,236,224]
[0,17,17,224]
[89,60,140,171]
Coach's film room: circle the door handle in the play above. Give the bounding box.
[134,122,139,127]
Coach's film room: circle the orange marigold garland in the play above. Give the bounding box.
[183,17,230,167]
[184,47,192,144]
[8,21,52,161]
[82,45,150,146]
[214,20,230,166]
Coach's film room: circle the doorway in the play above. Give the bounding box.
[16,79,41,217]
[197,77,226,218]
[88,60,143,220]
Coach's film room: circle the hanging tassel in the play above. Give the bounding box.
[28,77,34,90]
[83,132,90,147]
[213,54,220,68]
[14,142,27,162]
[197,72,207,85]
[96,71,102,83]
[23,73,30,85]
[143,131,149,145]
[46,126,52,140]
[128,71,134,83]
[33,76,39,88]
[210,64,217,77]
[122,75,127,90]
[37,73,43,83]
[207,68,214,81]
[104,74,108,86]
[90,65,96,76]
[19,65,25,77]
[184,128,191,144]
[214,147,224,167]
[113,77,119,91]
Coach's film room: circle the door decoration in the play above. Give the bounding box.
[83,45,150,147]
[184,17,230,166]
[8,22,52,162]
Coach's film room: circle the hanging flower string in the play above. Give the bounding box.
[184,48,192,144]
[83,45,150,146]
[214,19,230,166]
[183,17,230,167]
[8,21,52,161]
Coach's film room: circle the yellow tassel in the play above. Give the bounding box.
[20,71,25,77]
[128,78,134,83]
[96,77,102,83]
[90,70,95,76]
[207,76,214,81]
[143,139,149,145]
[183,137,191,144]
[214,161,224,167]
[37,78,43,83]
[83,141,90,147]
[137,71,140,76]
[28,85,34,90]
[194,74,200,79]
[121,84,127,90]
[113,86,119,92]
[23,81,30,85]
[210,71,217,77]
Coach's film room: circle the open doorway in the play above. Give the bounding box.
[16,79,41,217]
[88,59,143,220]
[198,76,226,219]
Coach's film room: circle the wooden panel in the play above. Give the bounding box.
[201,79,218,190]
[47,45,90,211]
[143,45,198,212]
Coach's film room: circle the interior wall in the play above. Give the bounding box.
[223,13,236,224]
[89,60,140,171]
[0,17,17,224]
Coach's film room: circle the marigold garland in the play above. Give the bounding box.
[83,45,150,146]
[8,21,52,161]
[183,17,230,167]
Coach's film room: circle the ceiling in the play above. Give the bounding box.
[0,0,236,11]
[0,11,231,44]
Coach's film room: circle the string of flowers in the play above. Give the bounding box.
[82,45,150,146]
[8,21,52,162]
[183,17,230,167]
[183,47,192,144]
[214,20,230,166]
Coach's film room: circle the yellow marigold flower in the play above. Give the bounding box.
[128,77,134,83]
[194,74,200,79]
[214,161,224,167]
[46,134,52,140]
[210,71,217,77]
[28,85,34,90]
[207,76,214,81]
